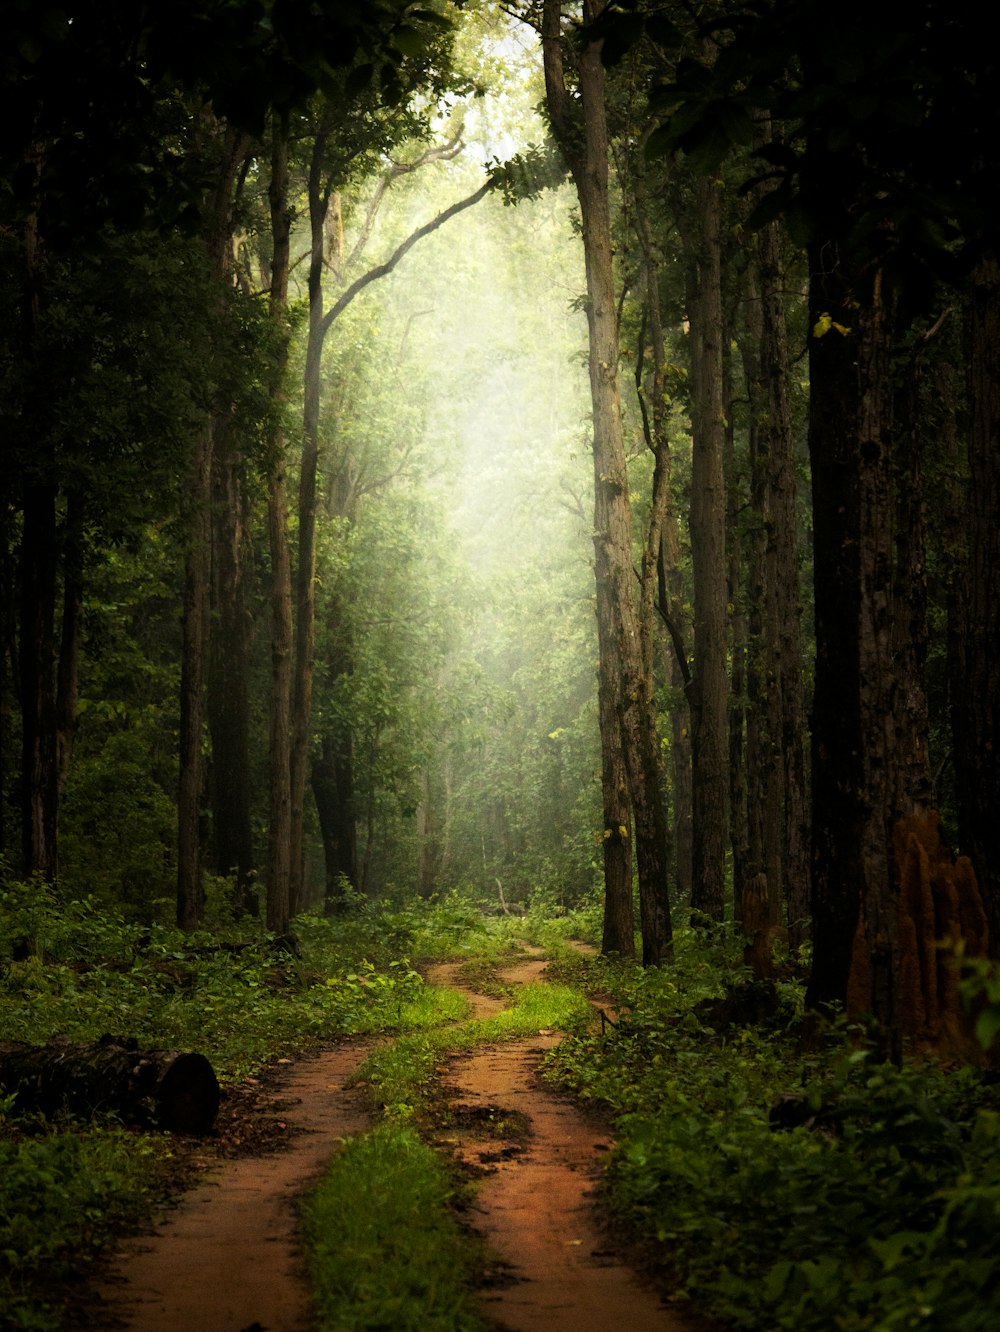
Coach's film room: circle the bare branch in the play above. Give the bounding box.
[321,180,492,335]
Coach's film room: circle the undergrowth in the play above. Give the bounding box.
[544,928,1000,1332]
[12,874,994,1331]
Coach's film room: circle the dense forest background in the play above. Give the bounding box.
[4,0,999,1060]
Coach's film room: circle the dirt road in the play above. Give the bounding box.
[85,947,697,1331]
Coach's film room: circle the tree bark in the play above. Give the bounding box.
[686,176,729,923]
[757,204,810,948]
[741,187,810,942]
[597,583,635,958]
[542,0,671,963]
[56,489,84,800]
[956,251,1000,952]
[289,124,331,917]
[0,1039,220,1134]
[176,123,250,931]
[19,483,59,880]
[726,402,749,926]
[266,115,294,937]
[208,418,256,915]
[804,246,864,1009]
[312,724,358,909]
[804,257,929,1045]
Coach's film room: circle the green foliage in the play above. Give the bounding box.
[959,955,1000,1053]
[302,1125,486,1331]
[0,1124,170,1331]
[0,877,461,1081]
[545,932,1000,1332]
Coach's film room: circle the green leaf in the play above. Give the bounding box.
[975,1003,1000,1051]
[391,24,426,58]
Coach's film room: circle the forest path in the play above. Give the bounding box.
[427,946,696,1331]
[84,945,700,1332]
[88,1042,372,1331]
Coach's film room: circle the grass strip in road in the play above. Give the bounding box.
[303,972,594,1328]
[302,1123,487,1331]
[356,980,592,1118]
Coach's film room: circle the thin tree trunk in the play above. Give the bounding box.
[687,176,729,923]
[19,483,59,880]
[597,584,635,957]
[208,423,256,914]
[289,125,331,917]
[725,406,750,926]
[660,529,693,903]
[266,115,293,936]
[18,174,59,881]
[56,490,84,799]
[416,768,438,900]
[312,723,358,910]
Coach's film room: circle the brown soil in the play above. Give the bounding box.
[86,1044,372,1331]
[80,946,702,1332]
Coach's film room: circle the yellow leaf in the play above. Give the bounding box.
[812,311,852,338]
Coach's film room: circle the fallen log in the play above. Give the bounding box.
[0,1036,220,1133]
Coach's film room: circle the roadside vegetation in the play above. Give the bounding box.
[4,873,1000,1331]
[545,936,1000,1332]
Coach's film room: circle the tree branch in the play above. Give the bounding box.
[321,179,492,335]
[634,561,692,689]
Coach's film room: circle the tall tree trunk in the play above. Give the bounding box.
[542,0,671,964]
[757,203,810,947]
[290,123,333,916]
[176,123,249,931]
[659,527,693,903]
[311,603,358,914]
[18,173,59,881]
[741,193,809,940]
[634,156,687,924]
[415,768,438,900]
[177,414,214,930]
[853,273,903,1049]
[56,490,83,799]
[725,406,749,926]
[804,246,865,1008]
[266,115,294,936]
[597,585,635,957]
[957,251,1000,951]
[686,176,729,923]
[208,423,256,914]
[804,257,932,1047]
[19,483,59,880]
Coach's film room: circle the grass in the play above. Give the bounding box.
[354,979,593,1119]
[301,947,595,1328]
[302,1125,487,1331]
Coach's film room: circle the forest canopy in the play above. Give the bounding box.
[3,0,999,1059]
